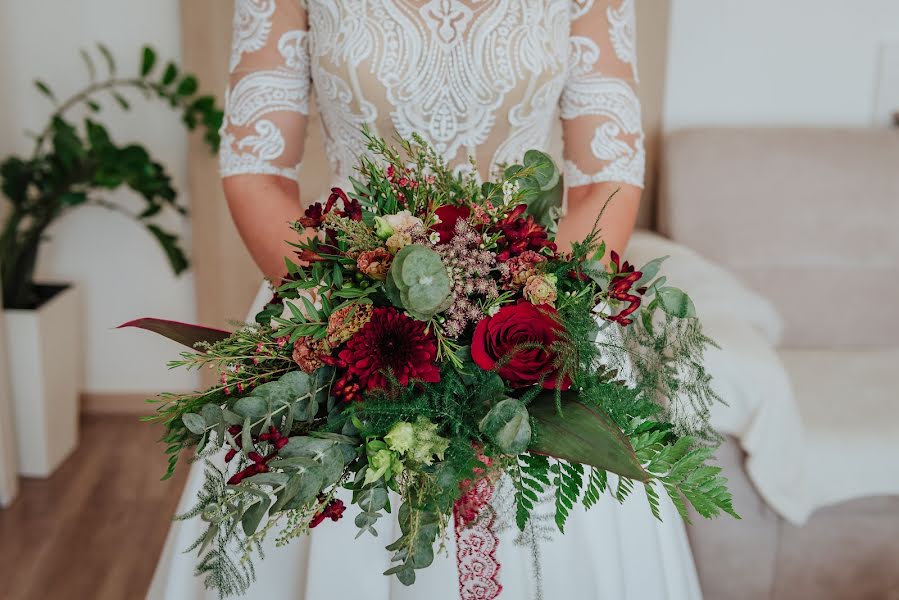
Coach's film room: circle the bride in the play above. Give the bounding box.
[150,1,702,598]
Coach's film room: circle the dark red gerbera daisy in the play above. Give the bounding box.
[494,204,556,262]
[335,307,441,399]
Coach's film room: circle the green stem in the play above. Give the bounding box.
[31,77,150,159]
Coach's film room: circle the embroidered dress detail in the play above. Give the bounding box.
[220,0,645,190]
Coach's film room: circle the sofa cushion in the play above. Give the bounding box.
[779,347,899,511]
[659,128,899,348]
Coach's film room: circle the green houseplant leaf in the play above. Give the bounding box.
[0,44,223,309]
[528,390,650,482]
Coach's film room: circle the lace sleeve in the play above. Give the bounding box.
[561,0,645,189]
[219,0,312,181]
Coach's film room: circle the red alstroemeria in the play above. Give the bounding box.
[310,499,346,528]
[298,187,361,229]
[225,426,290,484]
[494,204,556,262]
[606,251,643,326]
[227,450,275,485]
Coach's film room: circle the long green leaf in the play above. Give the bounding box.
[528,391,650,482]
[117,317,231,349]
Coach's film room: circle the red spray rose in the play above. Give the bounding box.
[471,301,570,390]
[432,204,471,243]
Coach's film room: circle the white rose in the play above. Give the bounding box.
[382,210,423,234]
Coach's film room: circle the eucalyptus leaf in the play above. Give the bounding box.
[280,370,312,399]
[410,537,435,568]
[244,472,290,487]
[181,413,206,435]
[233,396,267,420]
[222,409,243,426]
[241,416,253,451]
[395,567,416,586]
[358,486,389,513]
[249,380,291,407]
[523,149,559,191]
[241,497,270,536]
[657,286,696,319]
[478,373,506,402]
[479,398,532,454]
[270,473,305,513]
[356,512,379,531]
[634,256,669,289]
[283,465,325,510]
[200,404,223,427]
[278,436,336,461]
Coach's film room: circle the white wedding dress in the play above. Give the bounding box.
[149,1,702,598]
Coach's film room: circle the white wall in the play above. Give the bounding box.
[0,0,198,394]
[664,0,899,130]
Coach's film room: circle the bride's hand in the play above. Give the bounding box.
[554,181,641,263]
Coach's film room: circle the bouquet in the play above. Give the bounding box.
[126,130,737,597]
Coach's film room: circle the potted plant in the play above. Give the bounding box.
[0,44,222,476]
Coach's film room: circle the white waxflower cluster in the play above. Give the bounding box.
[502,180,521,206]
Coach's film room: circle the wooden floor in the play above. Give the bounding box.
[0,416,188,600]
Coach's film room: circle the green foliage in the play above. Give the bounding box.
[0,43,223,308]
[528,390,650,482]
[177,465,258,597]
[503,149,564,233]
[552,460,585,532]
[582,467,608,510]
[479,398,531,454]
[624,313,722,443]
[513,453,551,530]
[137,129,740,597]
[387,244,452,321]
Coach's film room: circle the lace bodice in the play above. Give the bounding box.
[220,0,645,192]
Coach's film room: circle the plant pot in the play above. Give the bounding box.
[2,283,82,477]
[0,295,18,506]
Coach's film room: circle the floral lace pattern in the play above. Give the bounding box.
[454,477,503,600]
[220,0,644,190]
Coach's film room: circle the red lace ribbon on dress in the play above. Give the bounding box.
[453,476,502,600]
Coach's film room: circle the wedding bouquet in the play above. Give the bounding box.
[127,131,736,597]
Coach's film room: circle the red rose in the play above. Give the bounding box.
[471,301,570,390]
[432,205,471,243]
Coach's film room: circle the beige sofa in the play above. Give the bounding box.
[658,128,899,599]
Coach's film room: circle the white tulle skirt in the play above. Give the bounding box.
[147,284,703,600]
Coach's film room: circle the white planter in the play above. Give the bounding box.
[3,283,82,477]
[0,289,18,505]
